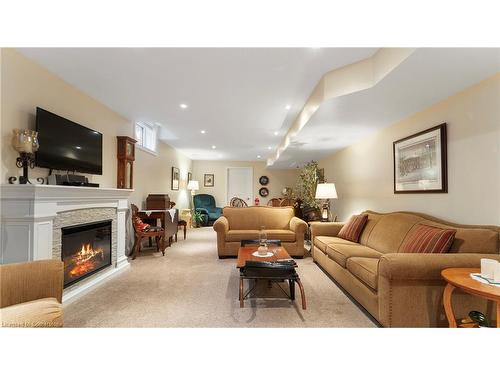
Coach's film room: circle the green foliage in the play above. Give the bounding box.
[192,211,204,226]
[295,161,321,209]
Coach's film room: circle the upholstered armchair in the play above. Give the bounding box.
[193,194,222,226]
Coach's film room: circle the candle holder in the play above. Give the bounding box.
[9,129,39,185]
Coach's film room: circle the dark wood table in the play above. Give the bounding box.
[442,268,500,328]
[236,246,306,309]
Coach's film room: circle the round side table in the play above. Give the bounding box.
[441,268,500,328]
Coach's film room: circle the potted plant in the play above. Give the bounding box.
[192,210,204,228]
[295,161,323,222]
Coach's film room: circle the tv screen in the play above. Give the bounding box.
[35,107,103,175]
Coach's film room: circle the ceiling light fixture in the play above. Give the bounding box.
[267,146,272,150]
[273,131,279,136]
[285,104,291,110]
[257,155,261,159]
[211,145,216,149]
[179,103,188,109]
[200,130,206,134]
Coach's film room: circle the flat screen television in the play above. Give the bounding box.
[35,107,103,175]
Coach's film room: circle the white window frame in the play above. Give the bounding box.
[135,122,158,155]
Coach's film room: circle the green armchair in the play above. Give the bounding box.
[193,194,222,226]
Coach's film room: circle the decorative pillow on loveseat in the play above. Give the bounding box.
[400,224,456,253]
[337,214,368,243]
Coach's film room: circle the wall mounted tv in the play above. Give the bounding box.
[35,107,103,175]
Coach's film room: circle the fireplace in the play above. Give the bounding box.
[61,220,112,288]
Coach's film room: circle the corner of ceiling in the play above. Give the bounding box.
[267,48,416,167]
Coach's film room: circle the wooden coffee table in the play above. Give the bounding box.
[441,268,500,328]
[236,246,306,309]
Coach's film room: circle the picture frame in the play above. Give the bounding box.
[204,173,214,187]
[393,123,447,194]
[171,167,180,190]
[187,172,192,184]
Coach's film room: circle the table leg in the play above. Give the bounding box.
[239,278,244,308]
[497,302,500,328]
[289,279,295,300]
[443,283,457,328]
[183,224,187,239]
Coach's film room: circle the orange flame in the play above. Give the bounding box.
[68,243,104,278]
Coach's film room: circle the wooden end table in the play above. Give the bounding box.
[441,268,500,328]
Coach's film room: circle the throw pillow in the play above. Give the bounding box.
[133,216,150,232]
[400,224,456,253]
[337,214,368,243]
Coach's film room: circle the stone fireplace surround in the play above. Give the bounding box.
[0,184,133,302]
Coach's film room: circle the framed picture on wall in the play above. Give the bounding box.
[171,167,180,190]
[393,123,447,194]
[188,172,192,184]
[204,174,214,187]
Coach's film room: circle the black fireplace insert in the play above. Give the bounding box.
[61,220,112,288]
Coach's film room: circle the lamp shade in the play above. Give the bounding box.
[315,183,337,199]
[187,180,199,191]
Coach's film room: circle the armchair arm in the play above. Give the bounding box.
[289,217,307,234]
[379,253,500,281]
[0,260,64,308]
[309,222,345,240]
[213,216,229,234]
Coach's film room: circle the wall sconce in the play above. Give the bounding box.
[9,129,39,184]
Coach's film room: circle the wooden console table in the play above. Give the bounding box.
[441,268,500,328]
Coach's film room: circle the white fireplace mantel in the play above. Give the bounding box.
[1,184,133,301]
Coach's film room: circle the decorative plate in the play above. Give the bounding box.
[259,175,269,185]
[259,187,269,197]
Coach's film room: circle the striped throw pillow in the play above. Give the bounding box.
[337,214,368,243]
[400,224,456,253]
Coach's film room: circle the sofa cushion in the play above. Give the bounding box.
[223,206,294,230]
[0,297,63,328]
[346,257,379,290]
[314,236,357,253]
[226,229,295,242]
[400,224,456,253]
[338,214,368,243]
[325,243,383,268]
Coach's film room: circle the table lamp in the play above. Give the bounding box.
[315,183,337,222]
[187,180,199,193]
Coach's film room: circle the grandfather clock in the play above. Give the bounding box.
[117,136,136,189]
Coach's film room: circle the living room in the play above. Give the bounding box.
[1,1,499,374]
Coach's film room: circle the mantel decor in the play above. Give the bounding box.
[8,129,42,185]
[393,123,448,194]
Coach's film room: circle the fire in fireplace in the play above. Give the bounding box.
[61,220,112,287]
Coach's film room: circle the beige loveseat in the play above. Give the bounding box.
[310,211,500,327]
[0,260,64,327]
[213,206,308,258]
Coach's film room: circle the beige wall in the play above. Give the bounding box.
[0,48,192,209]
[319,73,500,225]
[191,160,298,206]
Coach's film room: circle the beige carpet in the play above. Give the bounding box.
[64,227,376,327]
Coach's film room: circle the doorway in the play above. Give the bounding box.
[226,167,253,206]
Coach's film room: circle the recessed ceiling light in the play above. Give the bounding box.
[179,103,188,109]
[75,146,82,150]
[200,130,206,134]
[211,145,216,149]
[257,155,261,159]
[285,105,291,110]
[274,131,279,136]
[267,146,272,150]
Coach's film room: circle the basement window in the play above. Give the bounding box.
[135,122,157,154]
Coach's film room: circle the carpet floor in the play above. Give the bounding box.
[64,227,376,327]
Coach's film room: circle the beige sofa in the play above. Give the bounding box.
[0,260,64,327]
[310,211,500,327]
[213,206,308,258]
